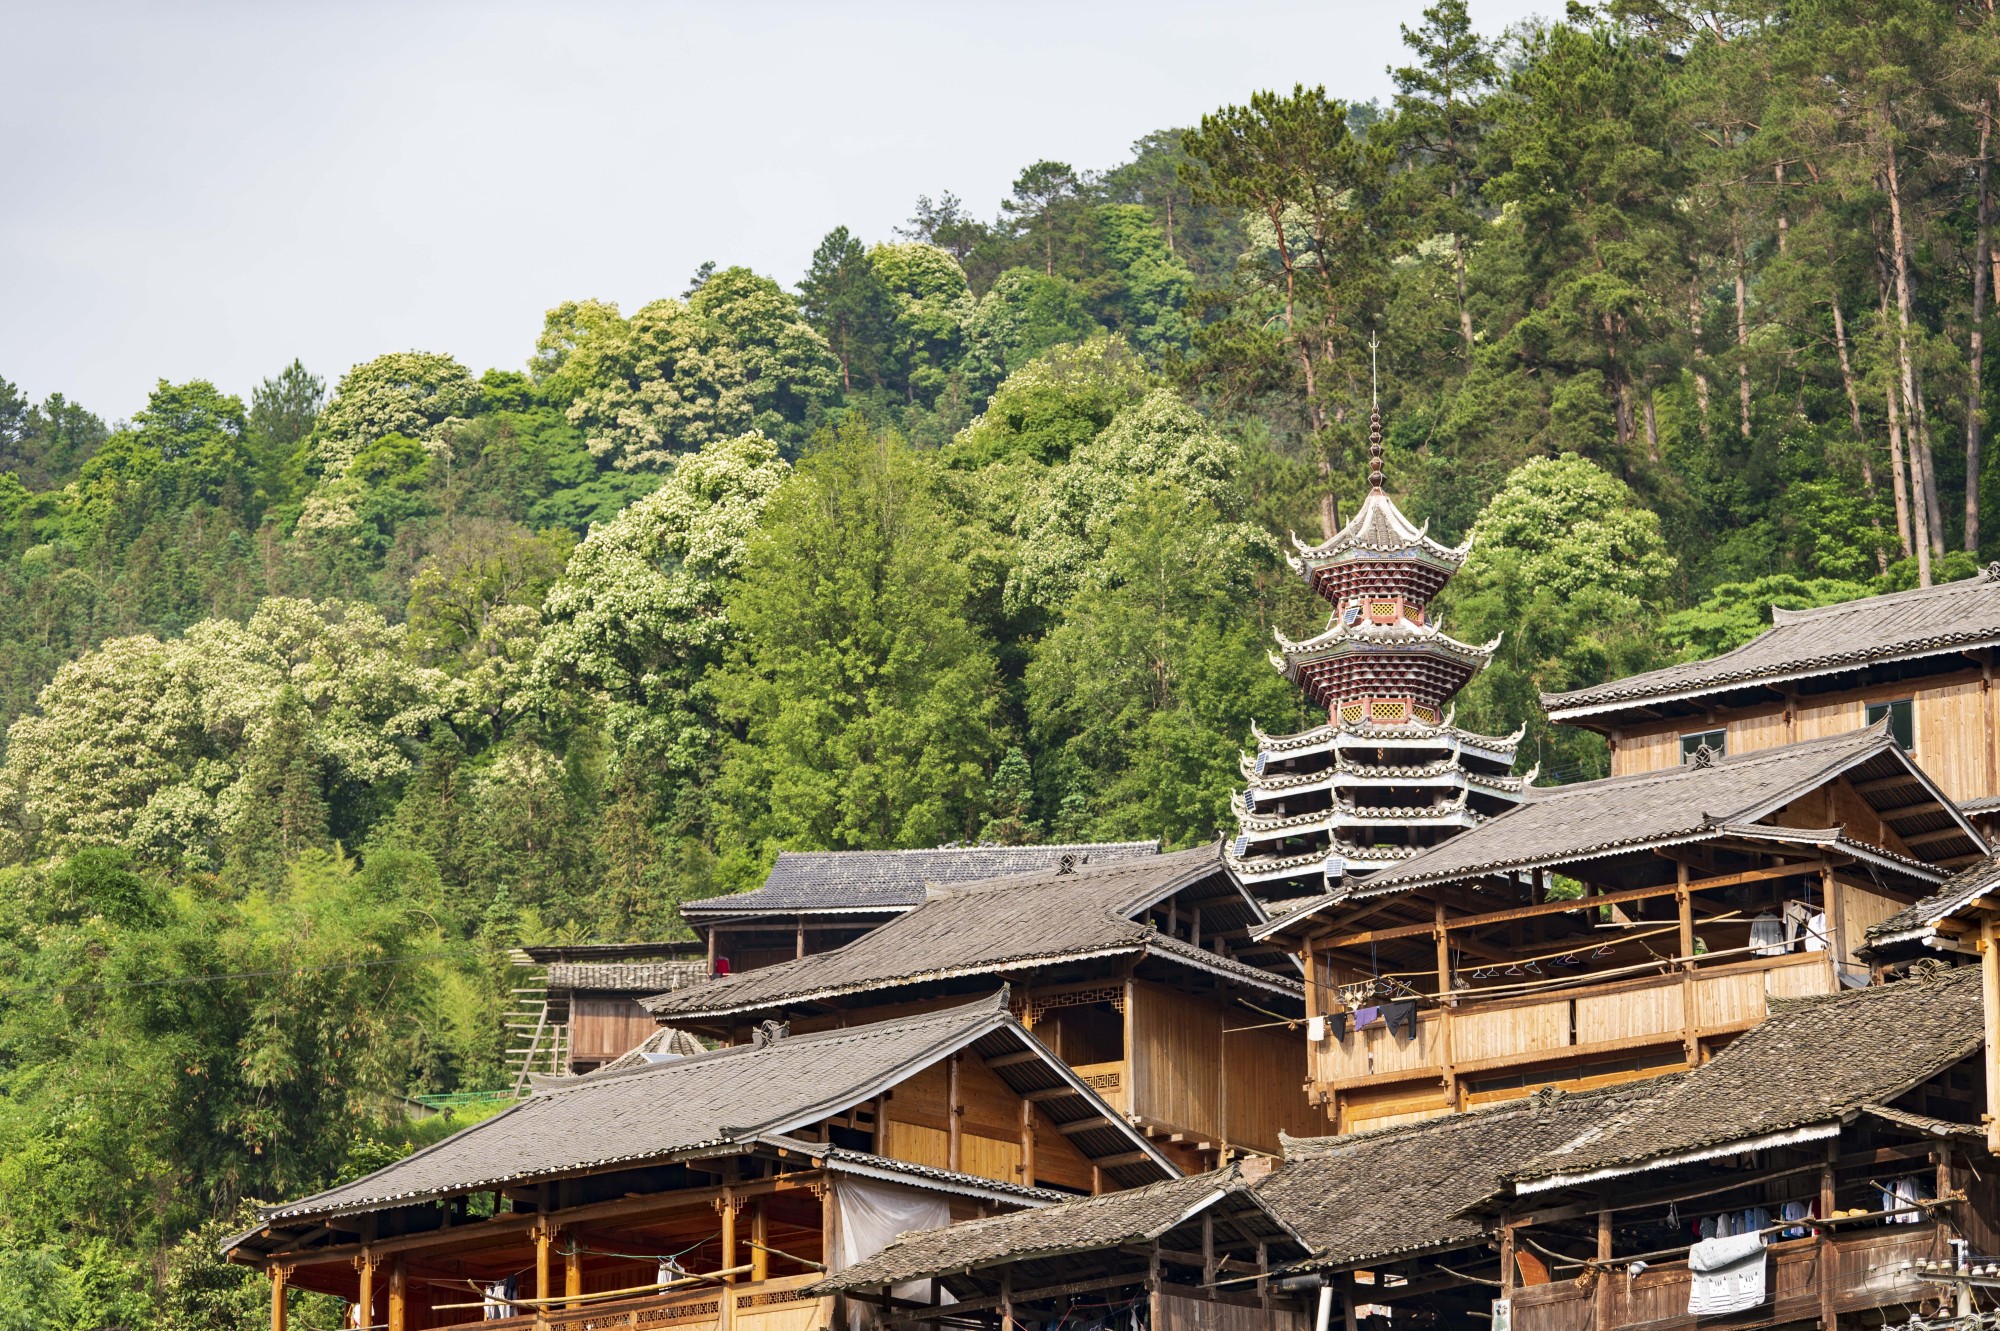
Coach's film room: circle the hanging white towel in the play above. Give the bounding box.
[1307,1015,1326,1042]
[1688,1232,1767,1316]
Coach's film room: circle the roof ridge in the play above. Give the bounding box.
[538,991,1012,1097]
[1523,725,1888,802]
[1769,576,1983,625]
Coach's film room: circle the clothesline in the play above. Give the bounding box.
[1334,929,1772,1008]
[1370,912,1747,987]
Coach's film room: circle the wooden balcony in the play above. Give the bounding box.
[1508,1225,1938,1331]
[435,1272,831,1331]
[1314,951,1837,1116]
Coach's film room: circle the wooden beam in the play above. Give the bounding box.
[1904,826,1973,847]
[885,1272,1147,1324]
[983,1051,1044,1069]
[1056,1116,1113,1135]
[1852,773,1921,794]
[1095,1151,1153,1167]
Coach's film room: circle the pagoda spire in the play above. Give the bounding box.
[1368,332,1384,493]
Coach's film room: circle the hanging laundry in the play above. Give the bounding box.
[1783,901,1814,948]
[1383,1000,1419,1041]
[1802,912,1830,952]
[1307,1015,1326,1043]
[1748,912,1786,957]
[1329,1011,1351,1041]
[1688,1233,1768,1316]
[1353,1005,1381,1029]
[1780,1199,1812,1239]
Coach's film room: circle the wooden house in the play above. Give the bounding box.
[1483,970,1992,1331]
[679,843,1159,975]
[645,847,1320,1169]
[225,994,1176,1331]
[809,971,2000,1331]
[510,944,708,1083]
[1542,570,2000,836]
[1252,726,1984,1133]
[819,1163,1315,1331]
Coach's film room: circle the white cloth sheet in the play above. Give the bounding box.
[826,1178,955,1329]
[1687,1232,1768,1316]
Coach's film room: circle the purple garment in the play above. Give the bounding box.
[1354,1005,1382,1029]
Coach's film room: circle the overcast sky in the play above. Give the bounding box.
[2,1,1548,422]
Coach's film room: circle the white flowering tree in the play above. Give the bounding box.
[1010,389,1272,610]
[0,599,449,865]
[533,431,790,782]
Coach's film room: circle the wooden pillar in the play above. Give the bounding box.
[1019,1097,1036,1187]
[1001,1269,1015,1331]
[720,1189,739,1280]
[565,1225,583,1308]
[1433,897,1451,1000]
[535,1220,554,1305]
[1342,1282,1360,1331]
[269,1265,287,1331]
[751,1198,770,1282]
[1987,918,2000,1156]
[1302,944,1321,1018]
[387,1258,407,1331]
[1677,860,1698,1066]
[1256,1242,1270,1309]
[1499,1214,1517,1297]
[707,926,718,974]
[1201,1210,1216,1298]
[796,918,807,960]
[946,1053,963,1173]
[356,1252,376,1331]
[1820,854,1845,973]
[873,1094,888,1155]
[1819,1143,1839,1331]
[1595,1205,1614,1329]
[1120,978,1136,1118]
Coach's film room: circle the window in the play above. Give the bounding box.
[1680,729,1726,764]
[1866,698,1915,751]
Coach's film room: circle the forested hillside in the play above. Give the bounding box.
[2,1,1996,1323]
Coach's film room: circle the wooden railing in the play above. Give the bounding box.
[435,1272,830,1331]
[1508,1225,1938,1331]
[1070,1060,1126,1114]
[1311,951,1836,1094]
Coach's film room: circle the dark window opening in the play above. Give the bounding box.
[1865,698,1914,751]
[1680,729,1726,764]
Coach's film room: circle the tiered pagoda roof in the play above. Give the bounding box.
[1230,404,1526,894]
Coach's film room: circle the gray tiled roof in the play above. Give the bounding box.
[681,842,1160,919]
[1508,967,1981,1189]
[245,993,1174,1229]
[1544,572,2000,717]
[818,1165,1304,1292]
[647,846,1298,1023]
[546,960,709,993]
[1256,729,1955,939]
[1868,854,2000,944]
[1262,1087,1641,1270]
